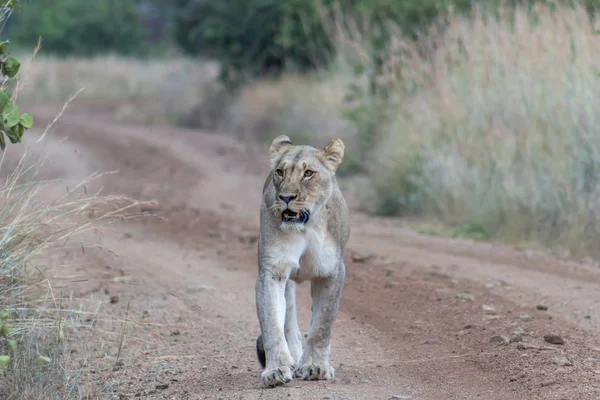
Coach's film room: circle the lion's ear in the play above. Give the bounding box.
[269,135,293,169]
[319,138,345,171]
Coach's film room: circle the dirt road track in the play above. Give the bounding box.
[23,104,600,399]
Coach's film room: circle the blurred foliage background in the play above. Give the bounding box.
[6,0,600,257]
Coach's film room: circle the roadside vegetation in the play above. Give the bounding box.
[3,0,600,396]
[17,1,600,258]
[0,2,149,398]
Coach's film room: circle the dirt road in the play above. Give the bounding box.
[25,103,600,399]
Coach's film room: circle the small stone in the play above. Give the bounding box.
[490,335,509,345]
[456,293,475,301]
[155,383,169,390]
[552,356,574,367]
[520,314,532,322]
[481,304,496,312]
[517,343,536,350]
[358,378,369,383]
[510,335,523,343]
[425,338,439,344]
[352,251,375,263]
[170,330,180,336]
[544,334,564,345]
[384,280,396,289]
[390,396,412,399]
[110,295,119,304]
[536,304,548,311]
[513,326,526,336]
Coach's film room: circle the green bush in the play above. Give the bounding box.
[173,0,480,88]
[7,0,149,57]
[174,0,336,87]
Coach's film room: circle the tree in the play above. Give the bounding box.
[174,0,335,87]
[7,0,149,57]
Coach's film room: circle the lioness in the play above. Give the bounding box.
[255,135,350,388]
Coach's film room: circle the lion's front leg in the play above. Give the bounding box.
[255,269,296,388]
[296,264,346,381]
[284,280,303,365]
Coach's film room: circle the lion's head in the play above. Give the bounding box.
[267,135,345,230]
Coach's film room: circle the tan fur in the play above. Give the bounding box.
[255,135,350,387]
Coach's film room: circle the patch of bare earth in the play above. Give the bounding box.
[22,103,600,399]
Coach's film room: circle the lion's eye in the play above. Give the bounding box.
[304,170,315,178]
[275,169,284,177]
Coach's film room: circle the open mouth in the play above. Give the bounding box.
[282,209,310,224]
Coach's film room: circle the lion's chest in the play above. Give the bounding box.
[289,228,340,283]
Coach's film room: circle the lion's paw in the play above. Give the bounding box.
[295,363,334,381]
[261,365,294,388]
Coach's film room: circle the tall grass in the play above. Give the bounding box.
[12,2,600,257]
[249,2,600,256]
[358,2,600,256]
[0,99,152,397]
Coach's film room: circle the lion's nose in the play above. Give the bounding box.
[279,195,297,204]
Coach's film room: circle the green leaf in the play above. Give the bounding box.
[0,323,9,337]
[0,312,8,320]
[0,91,9,111]
[8,124,23,143]
[7,340,16,352]
[0,40,9,56]
[37,355,51,368]
[3,103,19,128]
[3,56,20,78]
[19,113,33,129]
[0,355,10,371]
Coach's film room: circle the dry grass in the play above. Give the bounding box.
[363,2,600,256]
[15,54,221,126]
[12,2,600,258]
[0,82,154,398]
[237,2,600,257]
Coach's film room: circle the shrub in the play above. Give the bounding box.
[174,0,336,87]
[7,0,149,57]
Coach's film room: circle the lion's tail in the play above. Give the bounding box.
[256,334,266,369]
